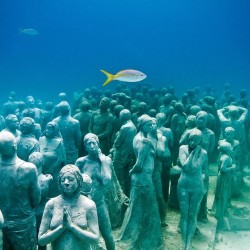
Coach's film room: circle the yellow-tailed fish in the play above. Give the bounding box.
[100,69,147,86]
[19,28,39,36]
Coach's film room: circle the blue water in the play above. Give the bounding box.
[1,0,250,102]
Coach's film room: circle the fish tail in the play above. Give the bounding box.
[19,28,23,35]
[100,69,115,86]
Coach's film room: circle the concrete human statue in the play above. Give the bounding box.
[158,93,175,128]
[219,127,242,197]
[28,152,53,250]
[110,109,137,196]
[73,101,93,157]
[88,97,113,155]
[131,101,147,128]
[212,141,235,234]
[217,105,248,169]
[16,117,40,161]
[39,121,66,198]
[118,114,162,250]
[180,111,215,223]
[156,112,173,202]
[22,108,42,140]
[75,133,116,250]
[2,114,21,138]
[111,104,124,145]
[171,102,187,165]
[178,128,208,250]
[149,118,168,227]
[0,131,41,250]
[52,101,81,164]
[38,165,99,250]
[24,95,43,125]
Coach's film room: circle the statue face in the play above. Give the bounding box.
[188,134,202,149]
[60,172,78,194]
[225,130,234,142]
[142,121,153,134]
[7,117,19,130]
[150,120,157,133]
[85,138,99,156]
[196,115,207,129]
[45,124,54,138]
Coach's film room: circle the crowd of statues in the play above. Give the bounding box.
[0,83,249,250]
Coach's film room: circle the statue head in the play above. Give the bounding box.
[5,114,19,130]
[20,117,35,134]
[45,121,61,139]
[188,128,203,149]
[0,131,16,158]
[28,152,44,173]
[58,164,83,197]
[57,101,70,115]
[196,111,208,129]
[120,109,131,123]
[84,133,100,157]
[137,114,154,132]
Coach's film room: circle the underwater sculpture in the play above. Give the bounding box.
[118,114,162,250]
[75,133,116,250]
[0,131,41,250]
[38,165,99,250]
[178,128,208,250]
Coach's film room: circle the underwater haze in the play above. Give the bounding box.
[1,0,250,101]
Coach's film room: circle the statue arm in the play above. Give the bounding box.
[54,141,66,168]
[239,107,248,122]
[74,122,82,148]
[179,130,189,145]
[113,127,126,148]
[202,151,209,179]
[217,108,228,122]
[130,139,149,174]
[170,115,178,131]
[38,201,65,246]
[220,156,235,173]
[178,145,190,169]
[29,164,41,207]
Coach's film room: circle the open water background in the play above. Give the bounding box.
[1,0,250,102]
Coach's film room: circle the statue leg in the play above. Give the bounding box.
[186,189,204,249]
[97,202,115,250]
[177,186,189,249]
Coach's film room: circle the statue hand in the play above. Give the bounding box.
[63,207,74,229]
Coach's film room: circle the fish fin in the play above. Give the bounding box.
[100,69,115,86]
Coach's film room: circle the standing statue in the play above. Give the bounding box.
[38,165,99,250]
[0,131,41,250]
[75,133,116,250]
[118,114,162,250]
[110,109,137,196]
[16,117,40,161]
[52,101,81,164]
[213,141,235,232]
[178,128,208,250]
[39,121,66,198]
[88,97,113,155]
